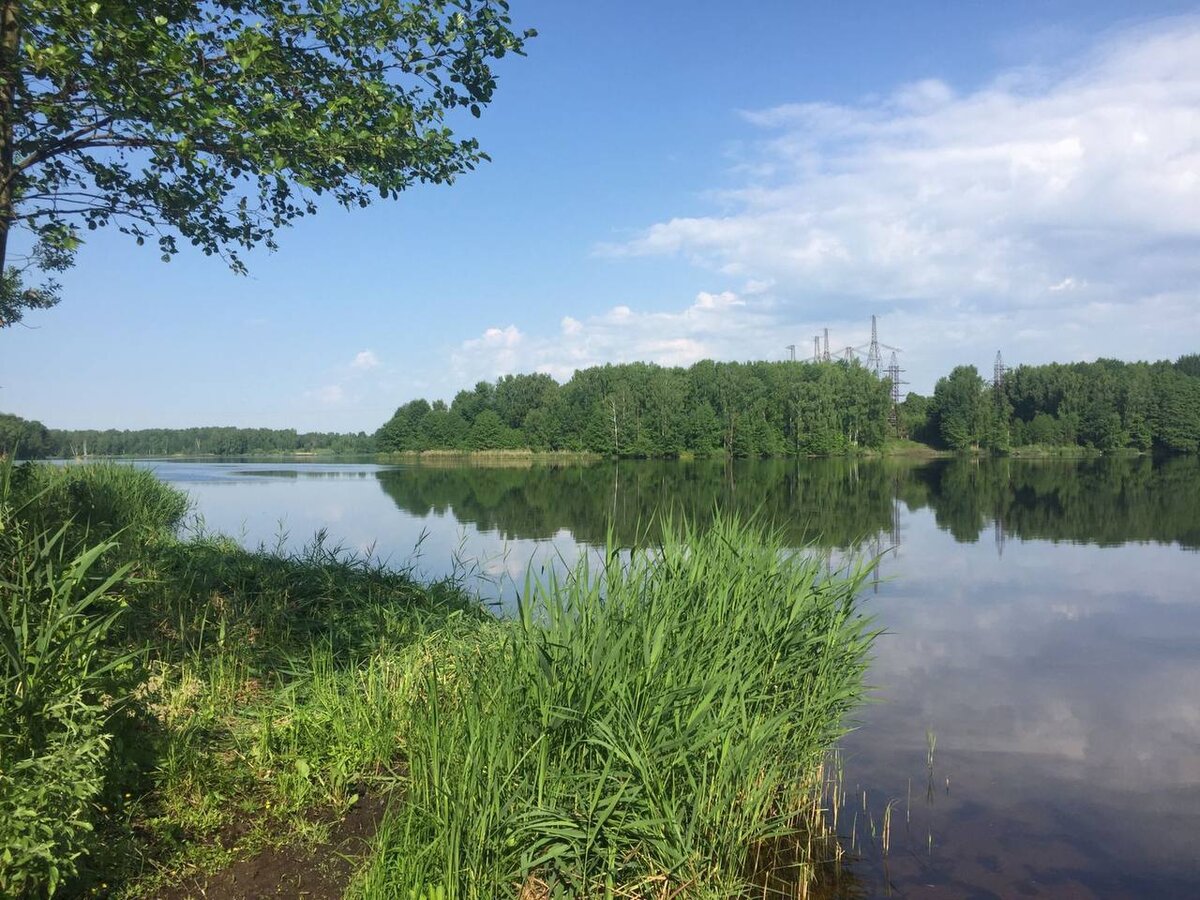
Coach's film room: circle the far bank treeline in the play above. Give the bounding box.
[0,420,375,458]
[377,355,1200,456]
[4,354,1199,459]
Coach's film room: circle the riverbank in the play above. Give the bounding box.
[1,461,875,898]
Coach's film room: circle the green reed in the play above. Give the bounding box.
[360,515,877,898]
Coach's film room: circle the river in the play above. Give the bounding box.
[142,455,1200,899]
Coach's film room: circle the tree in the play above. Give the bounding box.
[467,408,504,450]
[0,0,535,325]
[932,366,986,451]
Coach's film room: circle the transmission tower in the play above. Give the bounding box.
[812,335,821,362]
[785,344,796,362]
[993,351,1007,391]
[842,345,858,362]
[885,351,907,429]
[822,328,830,363]
[866,314,882,376]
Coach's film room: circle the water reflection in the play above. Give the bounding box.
[373,455,1200,552]
[144,456,1200,898]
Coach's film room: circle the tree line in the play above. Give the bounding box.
[5,353,1197,460]
[0,416,374,458]
[376,360,892,456]
[902,354,1200,453]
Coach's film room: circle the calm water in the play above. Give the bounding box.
[142,455,1200,899]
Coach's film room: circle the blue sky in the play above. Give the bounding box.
[3,0,1199,431]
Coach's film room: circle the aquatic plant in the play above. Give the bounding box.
[361,515,876,897]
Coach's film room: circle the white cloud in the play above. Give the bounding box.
[351,349,380,371]
[1048,277,1083,292]
[450,290,779,386]
[592,19,1200,387]
[443,19,1200,396]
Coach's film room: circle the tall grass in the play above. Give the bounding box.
[10,461,190,553]
[360,515,876,898]
[0,460,139,896]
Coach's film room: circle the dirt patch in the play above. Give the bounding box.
[159,789,390,900]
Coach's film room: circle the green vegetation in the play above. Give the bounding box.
[378,352,1200,458]
[0,461,875,897]
[377,360,893,457]
[904,355,1200,454]
[0,0,534,326]
[7,353,1197,463]
[0,416,376,458]
[364,516,875,897]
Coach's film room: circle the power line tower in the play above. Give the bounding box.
[993,351,1007,393]
[885,351,907,429]
[812,335,821,362]
[843,345,857,362]
[785,344,796,362]
[866,314,882,376]
[822,328,831,363]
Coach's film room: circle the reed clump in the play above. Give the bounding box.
[361,516,876,898]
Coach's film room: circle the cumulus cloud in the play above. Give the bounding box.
[444,19,1200,395]
[351,349,380,371]
[589,20,1200,387]
[450,290,779,387]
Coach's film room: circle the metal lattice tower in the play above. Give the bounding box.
[843,346,857,362]
[885,351,906,428]
[812,335,821,362]
[822,328,831,363]
[786,344,796,362]
[866,314,882,376]
[993,351,1007,392]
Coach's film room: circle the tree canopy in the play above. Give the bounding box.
[0,0,534,325]
[376,360,893,457]
[907,355,1200,454]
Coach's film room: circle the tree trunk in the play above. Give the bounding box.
[0,0,19,277]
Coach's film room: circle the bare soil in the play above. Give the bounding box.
[157,789,390,900]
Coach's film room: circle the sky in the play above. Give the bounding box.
[3,0,1200,431]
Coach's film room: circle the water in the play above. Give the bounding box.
[143,455,1200,899]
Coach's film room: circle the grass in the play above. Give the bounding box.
[1006,443,1105,458]
[358,516,877,898]
[0,460,877,898]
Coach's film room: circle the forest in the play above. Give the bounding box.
[0,417,374,457]
[375,354,1200,457]
[376,360,892,456]
[4,354,1198,461]
[904,354,1200,454]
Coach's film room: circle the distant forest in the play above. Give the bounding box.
[376,355,1200,456]
[906,354,1200,453]
[376,361,891,457]
[0,420,374,458]
[3,354,1198,459]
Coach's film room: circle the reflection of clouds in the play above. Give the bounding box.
[845,509,1200,885]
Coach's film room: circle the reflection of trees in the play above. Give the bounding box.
[374,456,1200,551]
[375,459,910,549]
[906,456,1200,549]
